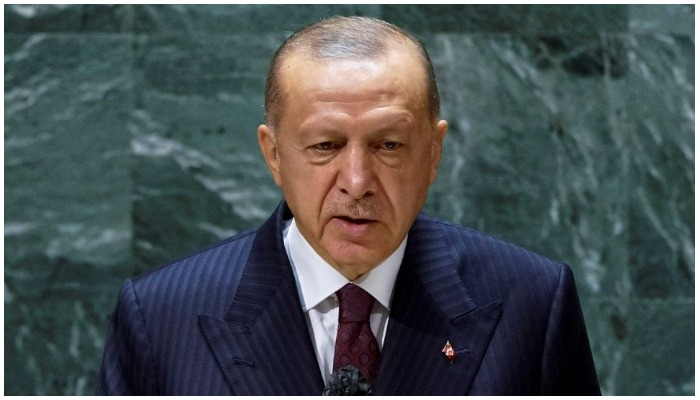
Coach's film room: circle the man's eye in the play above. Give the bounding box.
[313,142,336,151]
[380,141,401,151]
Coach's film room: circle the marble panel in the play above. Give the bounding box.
[133,4,381,34]
[5,34,134,394]
[629,4,694,35]
[526,5,628,34]
[581,297,695,395]
[382,4,530,33]
[4,4,133,32]
[608,34,694,300]
[5,34,134,268]
[129,33,283,268]
[382,5,628,34]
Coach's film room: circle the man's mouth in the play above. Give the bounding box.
[336,216,373,225]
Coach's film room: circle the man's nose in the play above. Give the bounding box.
[337,145,376,200]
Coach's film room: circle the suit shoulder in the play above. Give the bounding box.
[414,213,565,282]
[137,228,256,278]
[126,228,258,310]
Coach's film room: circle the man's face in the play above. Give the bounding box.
[258,47,448,279]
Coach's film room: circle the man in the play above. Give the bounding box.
[97,16,600,395]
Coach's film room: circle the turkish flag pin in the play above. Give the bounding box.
[442,341,456,363]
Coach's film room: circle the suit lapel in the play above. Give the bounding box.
[199,203,324,395]
[374,216,503,395]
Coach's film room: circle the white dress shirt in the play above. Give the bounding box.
[283,218,406,385]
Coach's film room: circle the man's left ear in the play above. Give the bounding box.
[430,119,448,184]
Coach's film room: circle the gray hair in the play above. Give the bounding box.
[264,16,440,131]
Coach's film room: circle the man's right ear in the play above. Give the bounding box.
[257,124,282,187]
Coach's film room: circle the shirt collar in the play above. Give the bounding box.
[283,218,406,312]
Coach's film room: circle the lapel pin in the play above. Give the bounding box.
[442,341,457,363]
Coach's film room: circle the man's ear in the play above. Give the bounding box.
[258,124,282,187]
[429,119,448,185]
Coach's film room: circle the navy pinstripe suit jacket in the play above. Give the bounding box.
[97,201,600,395]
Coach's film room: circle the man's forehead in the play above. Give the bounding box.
[278,49,425,93]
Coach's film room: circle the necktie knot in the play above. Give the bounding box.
[336,283,375,323]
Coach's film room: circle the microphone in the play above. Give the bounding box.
[322,365,373,396]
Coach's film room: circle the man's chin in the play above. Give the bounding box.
[322,244,390,279]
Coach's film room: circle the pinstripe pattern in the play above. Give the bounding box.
[97,201,599,395]
[97,231,255,394]
[199,207,324,394]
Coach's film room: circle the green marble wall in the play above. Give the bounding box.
[4,5,694,395]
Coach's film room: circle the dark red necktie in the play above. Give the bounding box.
[333,283,380,385]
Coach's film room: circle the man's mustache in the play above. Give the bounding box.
[326,198,383,220]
